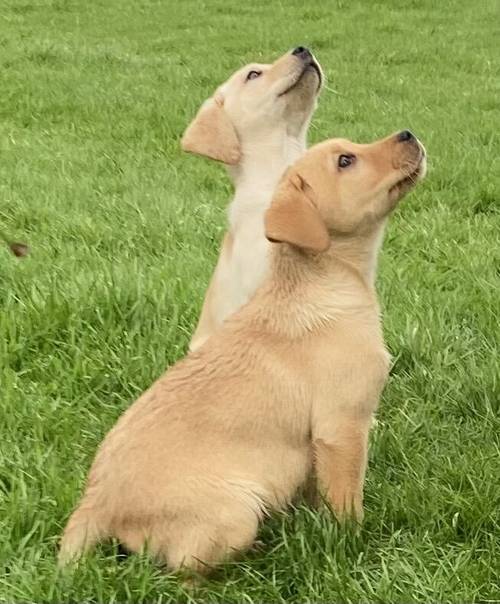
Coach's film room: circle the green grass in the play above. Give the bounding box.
[1,0,499,602]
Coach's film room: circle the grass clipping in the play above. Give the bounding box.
[0,229,29,258]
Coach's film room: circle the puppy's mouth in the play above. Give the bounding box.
[389,151,426,199]
[278,61,322,97]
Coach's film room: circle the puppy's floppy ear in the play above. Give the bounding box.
[181,96,241,165]
[265,172,330,253]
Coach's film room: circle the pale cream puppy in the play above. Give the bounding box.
[59,130,426,575]
[182,47,323,351]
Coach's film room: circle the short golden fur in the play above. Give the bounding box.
[59,131,426,574]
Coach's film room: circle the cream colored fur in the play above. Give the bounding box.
[59,131,426,575]
[182,49,323,351]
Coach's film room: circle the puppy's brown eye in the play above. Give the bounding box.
[338,154,355,168]
[246,70,262,81]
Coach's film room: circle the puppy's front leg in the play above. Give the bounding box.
[313,413,373,522]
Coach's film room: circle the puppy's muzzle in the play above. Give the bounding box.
[278,46,322,95]
[390,130,426,197]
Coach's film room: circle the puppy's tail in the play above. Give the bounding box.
[58,500,106,567]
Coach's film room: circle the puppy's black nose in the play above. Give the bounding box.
[398,130,414,142]
[292,46,312,60]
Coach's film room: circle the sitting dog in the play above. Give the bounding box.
[59,130,426,574]
[182,47,323,351]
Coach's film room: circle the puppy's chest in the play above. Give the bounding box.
[229,223,271,300]
[306,325,391,408]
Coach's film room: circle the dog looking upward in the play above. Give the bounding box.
[59,130,426,575]
[182,47,323,350]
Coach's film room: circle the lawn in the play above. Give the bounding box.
[1,0,499,602]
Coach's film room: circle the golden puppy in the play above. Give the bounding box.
[182,47,323,351]
[59,130,426,574]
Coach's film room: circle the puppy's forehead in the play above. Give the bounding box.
[230,63,269,80]
[217,63,270,96]
[329,139,357,153]
[241,62,269,72]
[309,138,356,156]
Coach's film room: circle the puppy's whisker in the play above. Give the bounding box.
[322,84,342,96]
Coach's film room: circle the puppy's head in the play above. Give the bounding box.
[181,48,323,164]
[265,131,427,252]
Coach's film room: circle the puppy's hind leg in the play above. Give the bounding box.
[160,510,260,575]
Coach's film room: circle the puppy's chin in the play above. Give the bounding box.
[280,70,321,134]
[389,156,426,203]
[302,61,323,91]
[279,62,322,98]
[296,65,322,96]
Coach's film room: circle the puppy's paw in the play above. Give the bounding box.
[327,489,364,524]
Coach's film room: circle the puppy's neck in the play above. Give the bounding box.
[327,224,387,289]
[278,224,386,289]
[227,129,307,223]
[251,225,386,337]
